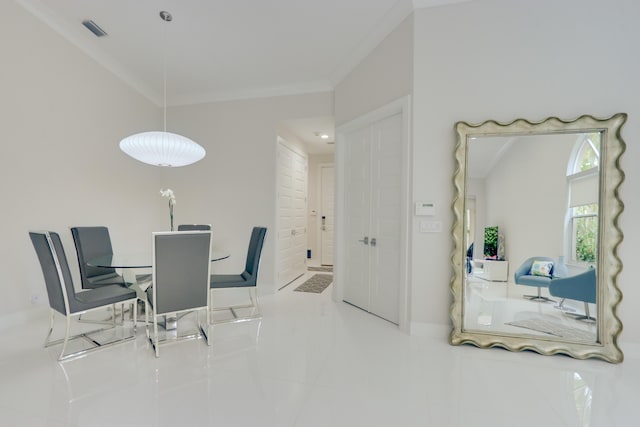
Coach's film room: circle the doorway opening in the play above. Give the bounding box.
[276,116,335,289]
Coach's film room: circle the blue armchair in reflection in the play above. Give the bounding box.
[514,256,556,302]
[549,269,596,322]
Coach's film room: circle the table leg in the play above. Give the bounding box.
[164,314,178,330]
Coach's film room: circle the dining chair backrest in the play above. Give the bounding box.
[152,231,212,315]
[244,227,267,281]
[71,226,121,288]
[177,224,211,231]
[30,231,75,315]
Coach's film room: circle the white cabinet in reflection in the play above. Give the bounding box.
[473,259,508,282]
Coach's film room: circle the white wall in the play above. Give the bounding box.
[412,0,640,343]
[1,2,161,321]
[466,179,485,260]
[483,134,574,268]
[162,92,333,294]
[334,15,413,125]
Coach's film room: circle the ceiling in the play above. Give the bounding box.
[467,136,515,179]
[16,0,466,154]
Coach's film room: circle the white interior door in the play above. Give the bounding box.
[291,149,307,277]
[343,126,372,312]
[342,113,403,324]
[368,113,402,323]
[277,140,308,288]
[320,165,335,266]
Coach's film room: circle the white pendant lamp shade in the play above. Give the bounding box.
[119,11,206,168]
[120,131,206,167]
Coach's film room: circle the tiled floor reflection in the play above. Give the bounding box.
[464,275,598,341]
[0,271,639,427]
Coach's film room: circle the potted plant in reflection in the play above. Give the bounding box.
[160,188,176,231]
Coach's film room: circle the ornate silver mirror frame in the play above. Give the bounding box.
[450,113,626,363]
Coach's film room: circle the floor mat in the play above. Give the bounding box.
[294,274,333,293]
[505,318,596,342]
[307,266,333,272]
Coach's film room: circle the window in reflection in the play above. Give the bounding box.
[566,134,601,265]
[571,204,598,263]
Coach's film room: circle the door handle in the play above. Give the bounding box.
[370,238,377,247]
[291,229,297,236]
[358,236,369,245]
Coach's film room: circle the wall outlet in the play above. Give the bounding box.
[30,294,40,304]
[420,220,442,233]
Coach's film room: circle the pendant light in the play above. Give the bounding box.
[120,11,205,167]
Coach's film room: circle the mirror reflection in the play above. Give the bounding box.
[463,132,600,343]
[451,113,625,363]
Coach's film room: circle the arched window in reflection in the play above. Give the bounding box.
[566,134,600,265]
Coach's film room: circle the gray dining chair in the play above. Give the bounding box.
[71,226,151,322]
[29,231,138,361]
[70,226,126,289]
[210,226,266,323]
[145,231,212,357]
[177,224,211,231]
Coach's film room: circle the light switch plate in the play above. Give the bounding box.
[415,201,436,216]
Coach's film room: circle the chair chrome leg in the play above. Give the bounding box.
[196,309,210,346]
[41,299,137,361]
[248,288,255,307]
[210,287,262,324]
[554,298,576,312]
[523,288,555,303]
[133,300,138,333]
[205,306,211,346]
[145,304,149,339]
[575,302,596,322]
[59,316,72,361]
[44,309,56,348]
[153,316,159,358]
[249,287,261,314]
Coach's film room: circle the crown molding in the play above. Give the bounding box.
[412,0,474,9]
[169,80,334,107]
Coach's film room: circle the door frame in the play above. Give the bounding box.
[275,136,308,289]
[334,96,412,332]
[318,162,334,266]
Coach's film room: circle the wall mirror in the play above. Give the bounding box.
[450,114,626,363]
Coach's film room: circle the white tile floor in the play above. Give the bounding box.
[1,271,640,427]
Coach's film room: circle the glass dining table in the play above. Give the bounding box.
[88,250,230,270]
[88,250,229,329]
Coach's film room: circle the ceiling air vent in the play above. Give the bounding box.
[82,20,108,37]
